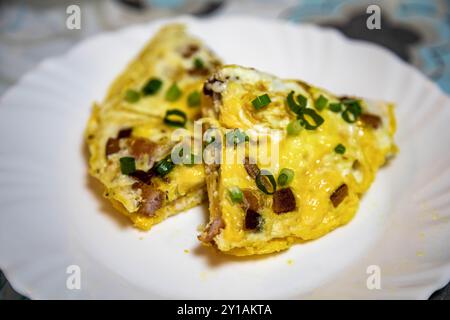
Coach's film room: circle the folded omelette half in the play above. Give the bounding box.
[199,65,397,255]
[85,24,221,230]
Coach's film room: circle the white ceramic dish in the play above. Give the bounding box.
[0,16,449,299]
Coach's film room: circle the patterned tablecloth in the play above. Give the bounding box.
[0,0,449,299]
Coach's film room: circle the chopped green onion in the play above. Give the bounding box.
[187,91,201,107]
[287,91,307,115]
[329,102,342,112]
[193,57,204,69]
[119,157,136,175]
[154,156,175,177]
[335,144,346,154]
[297,95,307,109]
[228,186,244,203]
[124,89,140,103]
[255,170,277,195]
[277,168,294,186]
[163,109,187,127]
[251,94,271,110]
[341,100,362,123]
[165,83,182,102]
[286,119,303,135]
[298,108,324,130]
[142,78,162,95]
[315,95,328,111]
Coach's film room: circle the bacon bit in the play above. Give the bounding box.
[244,157,260,179]
[138,186,164,217]
[199,216,224,243]
[272,188,296,214]
[188,67,210,77]
[203,77,223,96]
[105,138,120,156]
[330,184,349,208]
[181,44,199,58]
[131,182,143,190]
[129,169,154,185]
[360,113,382,129]
[245,209,262,231]
[128,138,157,158]
[117,127,133,139]
[241,189,261,212]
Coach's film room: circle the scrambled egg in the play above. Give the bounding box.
[199,65,397,255]
[85,24,221,230]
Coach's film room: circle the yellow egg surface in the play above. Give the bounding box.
[199,65,397,255]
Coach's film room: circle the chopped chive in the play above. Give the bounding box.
[315,95,328,111]
[119,157,136,175]
[193,57,204,69]
[298,108,324,130]
[277,168,294,186]
[286,119,303,135]
[329,102,342,112]
[228,186,244,203]
[255,170,277,195]
[287,91,307,115]
[165,83,182,102]
[341,100,362,123]
[142,78,162,95]
[154,156,175,177]
[252,94,271,110]
[335,144,346,154]
[124,89,140,103]
[296,95,307,109]
[163,109,187,127]
[187,91,201,107]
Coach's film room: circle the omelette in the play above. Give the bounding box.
[85,24,221,230]
[199,65,397,256]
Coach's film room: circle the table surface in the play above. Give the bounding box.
[0,0,449,300]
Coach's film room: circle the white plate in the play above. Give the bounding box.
[0,16,449,299]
